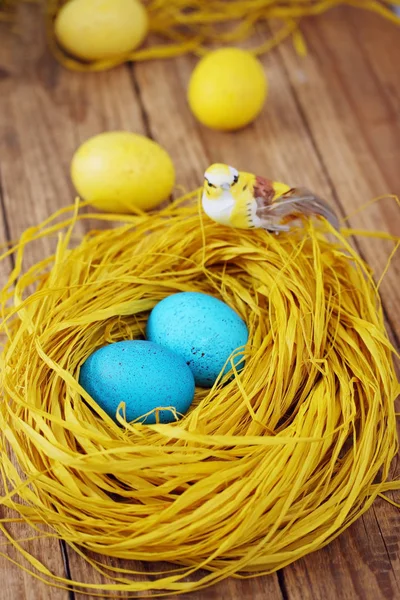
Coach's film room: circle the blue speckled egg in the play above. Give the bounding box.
[146,292,248,387]
[79,340,195,424]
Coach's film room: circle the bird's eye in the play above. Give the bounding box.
[232,174,239,185]
[205,178,216,188]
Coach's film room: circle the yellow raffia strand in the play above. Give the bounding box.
[40,0,400,71]
[0,192,399,596]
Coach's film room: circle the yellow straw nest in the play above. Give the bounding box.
[44,0,400,71]
[0,193,399,597]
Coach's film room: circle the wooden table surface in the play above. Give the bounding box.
[0,5,399,600]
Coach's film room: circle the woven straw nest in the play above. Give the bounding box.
[0,197,398,596]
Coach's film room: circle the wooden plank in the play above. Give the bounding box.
[278,503,400,600]
[296,9,400,199]
[69,559,284,600]
[0,12,71,600]
[0,5,148,600]
[348,10,400,122]
[132,53,334,194]
[133,8,400,600]
[269,8,400,600]
[273,7,400,340]
[0,5,147,268]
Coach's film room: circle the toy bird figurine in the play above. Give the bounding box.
[202,163,340,233]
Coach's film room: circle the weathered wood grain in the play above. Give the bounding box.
[348,10,400,120]
[0,12,71,600]
[272,9,400,340]
[270,9,400,600]
[0,5,399,600]
[0,6,148,600]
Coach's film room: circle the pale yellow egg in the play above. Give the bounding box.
[55,0,148,62]
[188,48,268,131]
[71,132,175,213]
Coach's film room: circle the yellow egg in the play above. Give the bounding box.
[55,0,148,62]
[71,132,175,212]
[188,48,268,131]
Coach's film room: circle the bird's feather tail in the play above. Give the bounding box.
[259,187,340,231]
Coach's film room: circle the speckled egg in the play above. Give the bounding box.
[79,340,195,424]
[146,292,248,387]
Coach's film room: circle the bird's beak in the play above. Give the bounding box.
[221,183,230,191]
